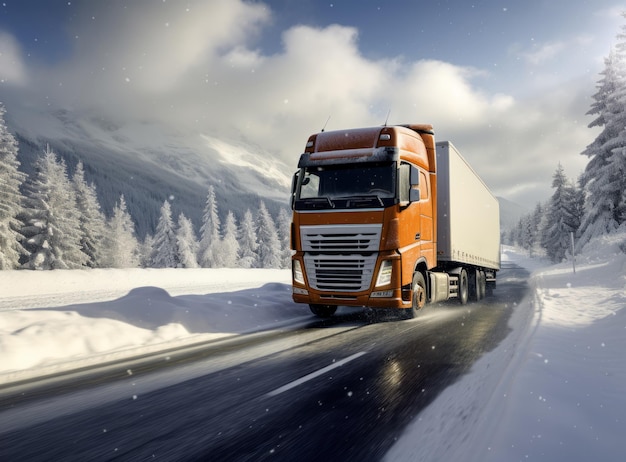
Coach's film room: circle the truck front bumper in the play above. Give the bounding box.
[292,288,410,309]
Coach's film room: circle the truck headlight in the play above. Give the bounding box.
[375,260,393,287]
[293,259,305,285]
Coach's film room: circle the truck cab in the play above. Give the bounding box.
[290,124,439,318]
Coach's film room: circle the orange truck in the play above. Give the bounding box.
[290,124,500,318]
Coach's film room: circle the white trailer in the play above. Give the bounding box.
[433,141,500,298]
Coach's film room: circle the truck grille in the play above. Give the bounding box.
[300,224,382,292]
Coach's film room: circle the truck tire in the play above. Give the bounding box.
[478,270,486,300]
[458,269,469,305]
[309,304,337,318]
[469,269,478,301]
[404,271,427,319]
[470,269,486,302]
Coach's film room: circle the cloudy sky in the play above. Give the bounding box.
[0,0,623,205]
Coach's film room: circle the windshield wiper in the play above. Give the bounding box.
[341,195,385,207]
[301,196,335,208]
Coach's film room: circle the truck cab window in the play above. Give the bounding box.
[295,162,397,209]
[398,163,411,203]
[300,172,320,199]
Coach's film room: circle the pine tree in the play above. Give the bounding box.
[520,214,536,256]
[579,17,626,246]
[0,102,27,269]
[176,213,199,268]
[506,227,517,247]
[20,146,87,269]
[238,208,258,268]
[256,201,282,268]
[220,211,240,268]
[277,208,292,269]
[541,165,581,262]
[512,218,524,248]
[103,195,140,268]
[139,233,155,268]
[198,185,221,267]
[73,161,107,267]
[150,200,179,268]
[513,203,546,257]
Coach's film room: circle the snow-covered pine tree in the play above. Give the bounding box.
[256,201,282,268]
[541,164,581,262]
[238,208,259,268]
[277,208,292,269]
[573,174,586,231]
[512,202,545,257]
[579,18,626,246]
[150,200,179,268]
[0,102,27,269]
[139,233,155,268]
[506,227,517,247]
[609,144,626,222]
[73,161,107,268]
[220,211,240,268]
[528,202,548,256]
[512,217,524,248]
[175,213,199,268]
[20,146,87,269]
[103,195,140,268]
[520,214,536,256]
[198,185,221,267]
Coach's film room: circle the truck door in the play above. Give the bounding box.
[417,169,435,264]
[400,163,435,268]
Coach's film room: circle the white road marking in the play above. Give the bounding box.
[267,351,368,397]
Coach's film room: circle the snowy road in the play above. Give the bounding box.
[0,264,531,461]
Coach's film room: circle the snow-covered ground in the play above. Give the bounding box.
[388,231,626,462]
[1,231,625,461]
[0,268,304,383]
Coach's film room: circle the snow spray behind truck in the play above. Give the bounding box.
[290,124,500,318]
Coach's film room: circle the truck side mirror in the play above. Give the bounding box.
[410,188,420,202]
[290,171,300,209]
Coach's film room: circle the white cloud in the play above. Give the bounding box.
[522,41,567,65]
[0,32,27,85]
[44,0,270,104]
[594,5,624,19]
[3,0,597,206]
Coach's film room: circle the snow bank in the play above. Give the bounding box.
[0,268,306,383]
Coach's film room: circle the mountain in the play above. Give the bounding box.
[6,106,293,238]
[5,103,530,241]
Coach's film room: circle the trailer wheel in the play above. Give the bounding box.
[478,271,486,300]
[458,269,469,305]
[470,269,486,302]
[309,304,337,318]
[469,270,478,301]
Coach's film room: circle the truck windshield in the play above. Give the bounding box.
[295,162,396,210]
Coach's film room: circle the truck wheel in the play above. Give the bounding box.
[478,271,486,300]
[406,271,427,318]
[309,304,337,318]
[469,269,478,301]
[458,269,469,305]
[470,269,485,301]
